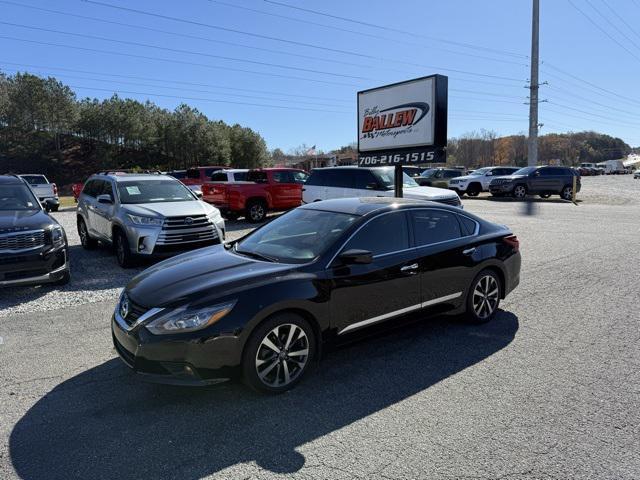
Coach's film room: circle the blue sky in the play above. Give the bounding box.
[2,0,640,151]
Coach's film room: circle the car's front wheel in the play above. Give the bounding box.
[243,313,316,393]
[513,184,527,199]
[466,269,501,324]
[466,183,481,197]
[560,185,573,201]
[114,229,135,268]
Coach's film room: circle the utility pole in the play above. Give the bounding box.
[528,0,540,167]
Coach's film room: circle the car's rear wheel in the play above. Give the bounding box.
[243,313,316,394]
[513,184,527,199]
[77,218,97,250]
[466,270,501,324]
[560,185,573,201]
[114,229,135,268]
[246,200,267,223]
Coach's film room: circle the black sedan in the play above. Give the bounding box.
[112,198,521,393]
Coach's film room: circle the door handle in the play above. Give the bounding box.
[400,263,419,272]
[463,247,476,255]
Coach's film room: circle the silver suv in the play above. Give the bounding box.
[77,173,225,267]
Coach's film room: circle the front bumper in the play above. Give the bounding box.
[111,311,241,386]
[489,183,514,194]
[0,247,68,287]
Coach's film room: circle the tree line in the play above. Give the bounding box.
[0,71,269,170]
[448,129,631,168]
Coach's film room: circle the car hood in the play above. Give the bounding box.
[0,209,55,233]
[126,245,294,308]
[448,174,478,182]
[121,200,215,218]
[402,186,459,200]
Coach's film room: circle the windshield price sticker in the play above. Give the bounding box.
[126,186,141,195]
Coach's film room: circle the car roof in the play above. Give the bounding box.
[300,197,462,216]
[0,175,26,185]
[89,173,176,182]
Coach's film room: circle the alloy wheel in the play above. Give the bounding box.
[561,187,573,201]
[255,323,309,388]
[513,185,526,199]
[250,204,265,221]
[79,222,88,246]
[472,275,500,319]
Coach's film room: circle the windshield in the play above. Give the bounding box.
[371,168,419,189]
[420,169,437,178]
[512,167,537,176]
[117,180,196,204]
[235,208,358,264]
[470,168,491,176]
[0,184,41,211]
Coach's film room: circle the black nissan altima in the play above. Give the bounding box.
[112,197,521,393]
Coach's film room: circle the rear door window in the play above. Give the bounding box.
[211,171,228,182]
[232,171,248,181]
[344,211,410,256]
[247,171,268,183]
[410,209,462,246]
[324,170,354,188]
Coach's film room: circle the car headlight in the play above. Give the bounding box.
[146,300,237,335]
[50,225,65,248]
[127,214,163,226]
[207,209,222,222]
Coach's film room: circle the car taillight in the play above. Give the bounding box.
[52,183,58,195]
[502,235,519,252]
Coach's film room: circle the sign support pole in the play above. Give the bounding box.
[394,165,403,198]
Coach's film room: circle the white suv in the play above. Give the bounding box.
[303,167,462,208]
[448,166,520,196]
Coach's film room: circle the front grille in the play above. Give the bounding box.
[157,215,218,246]
[0,230,45,252]
[122,299,148,327]
[490,178,510,186]
[434,197,462,207]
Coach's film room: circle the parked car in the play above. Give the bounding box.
[202,168,308,222]
[448,166,520,196]
[179,166,227,191]
[209,169,249,183]
[111,197,521,392]
[17,174,59,212]
[489,165,581,200]
[303,167,462,208]
[401,166,424,178]
[0,175,70,287]
[414,168,463,188]
[76,173,225,267]
[634,170,640,179]
[597,160,625,175]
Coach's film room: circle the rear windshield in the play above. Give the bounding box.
[20,175,48,185]
[117,180,195,204]
[0,184,40,210]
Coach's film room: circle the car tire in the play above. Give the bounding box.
[539,193,551,199]
[77,218,97,250]
[466,183,481,197]
[466,269,502,324]
[242,313,316,394]
[513,184,527,200]
[53,269,71,286]
[246,199,267,223]
[560,185,573,201]
[114,229,135,268]
[50,205,59,212]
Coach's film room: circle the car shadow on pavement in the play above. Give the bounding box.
[463,195,582,204]
[10,311,518,480]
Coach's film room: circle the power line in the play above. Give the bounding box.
[0,35,360,87]
[0,61,353,102]
[81,0,527,82]
[0,21,367,80]
[545,84,640,118]
[63,84,353,114]
[567,0,640,62]
[262,0,528,59]
[599,0,640,43]
[203,0,528,66]
[584,0,640,51]
[550,101,640,125]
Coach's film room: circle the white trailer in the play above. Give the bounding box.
[597,160,625,174]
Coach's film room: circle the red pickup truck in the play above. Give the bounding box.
[201,168,308,222]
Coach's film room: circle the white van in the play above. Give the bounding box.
[597,160,625,174]
[303,166,462,208]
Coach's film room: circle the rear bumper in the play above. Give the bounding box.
[0,247,69,287]
[502,252,521,298]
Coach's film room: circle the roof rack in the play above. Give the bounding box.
[96,170,162,175]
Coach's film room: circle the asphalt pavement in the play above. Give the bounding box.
[1,175,639,479]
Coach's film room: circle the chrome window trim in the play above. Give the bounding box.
[338,292,462,335]
[326,208,480,268]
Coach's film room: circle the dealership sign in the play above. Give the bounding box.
[357,75,448,166]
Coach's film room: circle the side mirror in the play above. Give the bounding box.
[486,171,493,176]
[97,194,113,205]
[365,182,378,190]
[195,190,203,198]
[533,171,541,177]
[338,249,373,265]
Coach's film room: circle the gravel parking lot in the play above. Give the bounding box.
[1,174,639,479]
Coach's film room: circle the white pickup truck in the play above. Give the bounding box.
[19,174,60,211]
